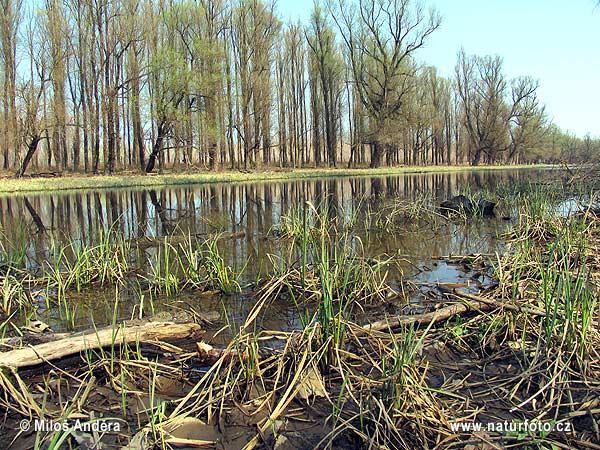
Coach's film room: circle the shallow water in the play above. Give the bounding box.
[0,168,557,332]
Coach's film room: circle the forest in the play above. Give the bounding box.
[2,2,600,449]
[1,0,599,178]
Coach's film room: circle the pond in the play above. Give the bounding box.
[0,168,557,333]
[3,166,600,450]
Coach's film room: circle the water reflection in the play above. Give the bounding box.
[2,171,535,258]
[0,169,552,331]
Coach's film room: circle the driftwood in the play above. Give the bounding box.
[363,288,546,333]
[363,297,495,333]
[0,321,204,369]
[445,288,547,318]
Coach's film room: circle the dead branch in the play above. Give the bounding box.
[0,321,204,369]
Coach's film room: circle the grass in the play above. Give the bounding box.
[500,202,600,370]
[1,168,599,449]
[0,164,555,196]
[366,191,455,232]
[0,228,29,269]
[259,202,393,315]
[198,234,244,294]
[41,228,131,298]
[0,224,249,332]
[0,270,29,316]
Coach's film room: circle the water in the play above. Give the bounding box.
[0,169,556,332]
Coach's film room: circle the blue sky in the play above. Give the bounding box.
[277,0,600,137]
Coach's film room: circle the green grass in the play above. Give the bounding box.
[261,201,393,369]
[198,234,244,294]
[2,176,599,450]
[0,164,555,196]
[0,270,29,315]
[496,199,599,377]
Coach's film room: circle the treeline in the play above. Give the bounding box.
[0,0,596,176]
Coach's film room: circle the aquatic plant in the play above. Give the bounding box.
[0,270,29,315]
[199,234,243,294]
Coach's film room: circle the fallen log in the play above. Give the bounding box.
[448,288,547,318]
[362,297,495,333]
[362,288,547,333]
[0,321,204,369]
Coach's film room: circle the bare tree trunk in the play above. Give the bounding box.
[145,120,168,173]
[370,140,383,168]
[0,0,21,171]
[16,136,42,177]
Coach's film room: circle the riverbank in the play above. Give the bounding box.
[1,179,598,449]
[0,164,554,195]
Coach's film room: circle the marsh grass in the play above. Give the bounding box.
[0,223,249,327]
[142,232,244,295]
[42,228,131,303]
[368,192,450,231]
[363,189,491,237]
[145,237,181,296]
[468,198,600,440]
[259,202,394,368]
[0,228,29,269]
[198,234,244,294]
[2,171,600,449]
[526,212,599,368]
[0,270,29,316]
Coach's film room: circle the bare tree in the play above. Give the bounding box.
[507,77,547,162]
[45,0,69,172]
[16,17,48,177]
[307,3,342,167]
[0,0,22,169]
[332,0,440,167]
[455,50,544,165]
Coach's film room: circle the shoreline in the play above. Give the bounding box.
[0,164,556,195]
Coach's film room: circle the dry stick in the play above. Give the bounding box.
[362,288,547,333]
[363,302,493,332]
[448,288,548,317]
[362,295,493,333]
[0,322,204,369]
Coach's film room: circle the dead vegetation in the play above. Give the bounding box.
[0,189,599,449]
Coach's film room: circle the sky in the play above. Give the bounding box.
[277,0,600,138]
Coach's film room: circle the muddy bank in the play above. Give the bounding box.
[1,169,599,449]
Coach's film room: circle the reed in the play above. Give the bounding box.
[487,197,600,433]
[40,228,131,303]
[0,270,29,315]
[0,227,29,269]
[199,234,243,294]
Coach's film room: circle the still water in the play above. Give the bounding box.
[0,169,555,332]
